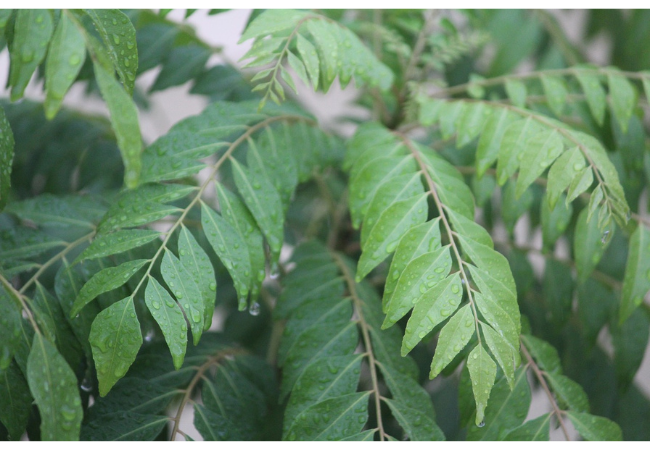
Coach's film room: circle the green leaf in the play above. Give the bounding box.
[607,71,636,133]
[287,50,308,88]
[438,102,465,139]
[150,44,211,92]
[546,372,589,412]
[231,158,284,259]
[515,129,563,198]
[475,108,516,177]
[566,411,622,441]
[0,362,31,440]
[161,249,204,345]
[144,277,187,370]
[201,202,252,308]
[541,192,573,250]
[496,118,543,185]
[429,304,475,378]
[86,9,138,95]
[620,225,650,323]
[193,404,239,441]
[0,227,65,263]
[0,105,14,212]
[576,71,606,125]
[521,334,561,373]
[611,308,649,389]
[505,79,527,108]
[357,194,428,281]
[285,392,370,441]
[90,297,142,396]
[178,226,216,331]
[6,194,98,229]
[467,367,530,440]
[384,398,445,441]
[93,61,143,188]
[566,167,593,204]
[44,14,86,119]
[401,273,462,355]
[541,74,568,117]
[456,102,491,147]
[480,322,516,389]
[383,246,452,329]
[467,344,497,426]
[8,10,54,101]
[27,334,82,440]
[239,9,308,43]
[296,33,319,89]
[71,259,148,317]
[82,411,168,441]
[574,207,612,284]
[578,279,616,345]
[503,413,550,441]
[546,146,586,210]
[76,230,160,263]
[543,259,574,326]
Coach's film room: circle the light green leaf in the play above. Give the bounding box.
[0,362,31,440]
[44,14,86,119]
[473,291,520,356]
[305,19,339,92]
[0,105,14,212]
[357,193,428,281]
[576,71,606,125]
[287,50,308,88]
[178,226,216,331]
[467,344,497,426]
[503,413,550,441]
[438,102,465,139]
[566,167,593,204]
[201,202,252,309]
[505,79,527,108]
[75,230,161,263]
[383,246,452,329]
[27,334,82,440]
[541,74,568,117]
[481,322,516,389]
[546,146,586,210]
[546,372,589,412]
[620,225,650,323]
[456,102,491,147]
[161,249,204,345]
[144,276,187,370]
[515,129,563,198]
[541,192,573,250]
[285,392,370,441]
[476,108,516,177]
[567,411,622,441]
[574,207,612,284]
[90,297,142,396]
[231,158,284,259]
[496,118,543,185]
[71,259,148,317]
[607,72,637,133]
[85,9,138,95]
[521,334,561,374]
[501,180,533,234]
[296,33,319,89]
[401,274,462,355]
[382,220,441,312]
[429,304,475,378]
[239,9,308,43]
[9,10,54,101]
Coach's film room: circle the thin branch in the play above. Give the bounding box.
[520,343,571,441]
[0,273,41,335]
[331,252,386,441]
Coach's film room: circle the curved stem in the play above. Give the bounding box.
[521,343,571,441]
[170,348,247,441]
[0,274,41,335]
[331,252,386,441]
[397,134,482,344]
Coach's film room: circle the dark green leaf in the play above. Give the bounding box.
[620,225,650,323]
[429,304,475,378]
[567,411,622,441]
[503,413,550,441]
[0,362,31,440]
[76,230,161,263]
[0,105,14,212]
[467,344,497,425]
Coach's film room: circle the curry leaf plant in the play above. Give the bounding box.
[1,8,649,442]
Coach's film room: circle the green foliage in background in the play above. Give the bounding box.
[1,8,650,441]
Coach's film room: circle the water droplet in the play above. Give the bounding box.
[69,54,81,65]
[249,302,261,316]
[477,420,485,428]
[209,282,217,291]
[601,230,610,244]
[269,262,280,279]
[451,285,460,294]
[152,301,160,310]
[112,34,120,45]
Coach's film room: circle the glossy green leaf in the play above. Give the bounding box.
[27,334,82,440]
[201,202,252,308]
[515,129,563,198]
[567,411,622,441]
[384,398,445,441]
[0,105,14,212]
[541,75,568,116]
[505,79,527,108]
[296,33,319,89]
[546,372,589,412]
[90,296,142,396]
[178,226,216,331]
[86,9,138,95]
[357,194,428,281]
[93,60,142,188]
[160,249,204,345]
[71,259,148,317]
[496,117,543,185]
[476,108,516,177]
[9,10,54,101]
[429,304,475,378]
[144,276,187,370]
[503,413,550,441]
[620,225,650,323]
[607,72,636,133]
[521,334,561,373]
[239,9,308,43]
[467,344,497,426]
[76,230,161,263]
[566,167,593,204]
[480,322,516,389]
[193,404,239,441]
[0,362,31,440]
[6,194,98,229]
[576,71,606,125]
[546,146,586,210]
[456,102,491,147]
[44,14,85,119]
[82,411,168,441]
[574,207,612,284]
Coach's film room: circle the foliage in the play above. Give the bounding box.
[1,8,649,442]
